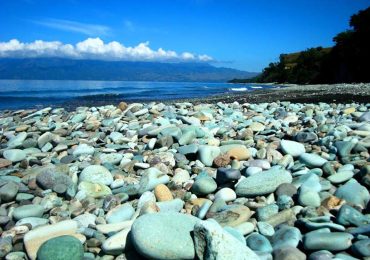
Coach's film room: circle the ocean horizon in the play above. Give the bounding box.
[0,79,280,110]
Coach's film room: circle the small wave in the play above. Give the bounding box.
[251,86,263,89]
[230,87,248,92]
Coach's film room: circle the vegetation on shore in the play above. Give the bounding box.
[230,7,370,84]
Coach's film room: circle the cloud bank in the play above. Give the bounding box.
[0,38,213,62]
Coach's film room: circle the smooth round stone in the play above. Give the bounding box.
[216,168,241,184]
[191,176,217,196]
[154,184,173,202]
[352,239,370,257]
[257,222,275,236]
[236,166,292,197]
[79,165,113,185]
[272,225,302,250]
[131,212,199,259]
[16,193,35,201]
[198,145,221,166]
[273,246,306,260]
[37,235,83,260]
[214,188,236,202]
[359,111,370,122]
[298,190,321,207]
[299,153,327,168]
[0,181,19,202]
[70,113,87,123]
[295,132,318,143]
[303,230,353,251]
[327,171,354,184]
[60,155,76,164]
[78,181,112,198]
[246,233,272,253]
[99,153,123,165]
[106,203,135,223]
[3,149,26,162]
[72,144,95,156]
[13,204,44,220]
[280,140,305,157]
[248,159,271,169]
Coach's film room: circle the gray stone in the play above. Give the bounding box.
[299,153,327,168]
[106,203,135,223]
[131,212,199,259]
[236,166,292,197]
[194,219,259,260]
[216,168,241,184]
[303,229,353,251]
[13,204,44,220]
[280,140,305,157]
[3,149,26,162]
[246,233,272,253]
[0,182,19,202]
[191,175,217,196]
[79,165,113,186]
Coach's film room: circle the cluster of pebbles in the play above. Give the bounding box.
[0,100,369,260]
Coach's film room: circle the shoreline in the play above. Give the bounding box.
[0,96,369,259]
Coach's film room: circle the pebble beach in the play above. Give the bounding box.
[0,96,370,259]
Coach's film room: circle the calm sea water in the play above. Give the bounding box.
[0,80,280,110]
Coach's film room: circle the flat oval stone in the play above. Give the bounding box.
[214,188,236,202]
[72,143,95,156]
[78,181,112,198]
[299,153,327,168]
[106,203,135,224]
[246,233,272,253]
[131,212,199,259]
[236,166,292,197]
[13,204,44,220]
[209,204,252,227]
[37,235,83,260]
[3,149,26,162]
[79,165,113,185]
[280,140,305,157]
[272,225,302,250]
[327,171,354,184]
[303,230,353,251]
[99,153,123,165]
[191,176,217,196]
[102,228,131,255]
[0,158,12,168]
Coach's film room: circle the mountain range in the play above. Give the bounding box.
[0,58,258,82]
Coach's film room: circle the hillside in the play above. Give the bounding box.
[0,58,258,82]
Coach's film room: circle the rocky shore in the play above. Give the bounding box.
[0,99,369,259]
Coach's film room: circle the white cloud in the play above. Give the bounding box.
[0,38,213,62]
[33,19,111,36]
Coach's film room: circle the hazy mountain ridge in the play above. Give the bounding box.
[0,58,258,82]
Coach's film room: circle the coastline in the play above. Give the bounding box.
[61,83,370,110]
[177,83,370,105]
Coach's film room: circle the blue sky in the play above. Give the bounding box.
[0,0,369,71]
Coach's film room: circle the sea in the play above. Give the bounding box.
[0,80,281,110]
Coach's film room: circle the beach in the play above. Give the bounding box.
[0,89,369,259]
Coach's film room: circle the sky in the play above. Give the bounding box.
[0,0,369,72]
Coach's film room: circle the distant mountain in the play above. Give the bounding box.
[0,58,258,82]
